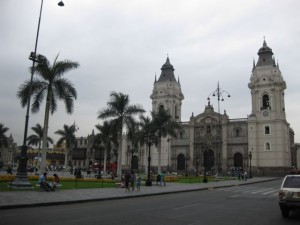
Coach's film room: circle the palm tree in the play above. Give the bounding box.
[27,123,53,168]
[98,92,145,177]
[0,123,9,148]
[151,107,181,173]
[95,120,116,174]
[17,54,79,172]
[55,124,78,169]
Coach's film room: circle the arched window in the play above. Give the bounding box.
[262,94,271,110]
[207,126,211,134]
[159,105,164,110]
[175,105,179,119]
[180,131,183,139]
[235,129,240,137]
[265,142,271,151]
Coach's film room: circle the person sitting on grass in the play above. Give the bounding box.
[52,173,60,190]
[39,172,53,192]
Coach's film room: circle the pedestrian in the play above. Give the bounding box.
[87,168,91,177]
[160,171,166,187]
[6,165,13,175]
[125,172,130,191]
[130,172,136,191]
[136,176,142,191]
[244,171,248,181]
[156,173,161,186]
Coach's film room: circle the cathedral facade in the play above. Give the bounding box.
[67,41,297,176]
[148,41,296,176]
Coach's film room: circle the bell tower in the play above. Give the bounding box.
[150,57,184,121]
[248,40,291,175]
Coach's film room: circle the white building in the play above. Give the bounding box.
[143,40,296,176]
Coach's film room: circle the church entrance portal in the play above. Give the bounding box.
[177,154,186,171]
[234,153,243,169]
[204,149,214,171]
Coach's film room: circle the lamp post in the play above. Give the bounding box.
[12,0,64,188]
[203,147,208,183]
[249,151,252,178]
[207,82,230,176]
[167,138,170,172]
[144,133,156,186]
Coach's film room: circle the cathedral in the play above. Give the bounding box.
[66,41,297,177]
[145,40,296,176]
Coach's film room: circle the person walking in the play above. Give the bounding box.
[244,171,248,181]
[124,172,130,191]
[130,172,136,191]
[156,173,161,186]
[160,171,166,187]
[136,176,142,191]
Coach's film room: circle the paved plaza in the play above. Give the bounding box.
[0,174,280,210]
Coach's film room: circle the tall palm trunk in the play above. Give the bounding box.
[64,148,69,169]
[117,131,122,177]
[41,92,51,172]
[157,137,161,174]
[103,147,107,174]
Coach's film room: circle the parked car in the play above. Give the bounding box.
[278,175,300,217]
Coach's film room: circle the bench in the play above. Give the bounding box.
[36,183,62,190]
[115,182,125,188]
[213,177,225,182]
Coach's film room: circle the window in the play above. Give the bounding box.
[265,142,271,151]
[175,105,179,119]
[262,94,271,110]
[180,132,183,139]
[283,177,300,188]
[265,125,270,135]
[235,129,240,137]
[207,126,211,134]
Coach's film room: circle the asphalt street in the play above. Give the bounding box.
[1,179,299,225]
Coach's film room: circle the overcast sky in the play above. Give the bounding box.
[1,0,300,146]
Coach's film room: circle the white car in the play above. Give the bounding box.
[278,175,300,217]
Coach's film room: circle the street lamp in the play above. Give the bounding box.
[249,151,252,178]
[12,0,64,188]
[144,133,156,186]
[207,81,230,176]
[203,147,208,183]
[127,144,137,172]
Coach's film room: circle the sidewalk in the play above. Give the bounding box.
[0,177,280,209]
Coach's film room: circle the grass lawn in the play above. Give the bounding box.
[0,174,233,191]
[0,176,117,192]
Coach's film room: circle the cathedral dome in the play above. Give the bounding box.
[161,57,174,70]
[256,40,274,67]
[157,57,177,82]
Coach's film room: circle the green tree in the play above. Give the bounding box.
[27,123,54,148]
[27,123,53,168]
[98,92,145,177]
[151,107,181,173]
[55,124,78,169]
[17,54,79,172]
[0,123,9,148]
[95,120,116,173]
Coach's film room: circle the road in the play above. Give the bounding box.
[0,179,299,225]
